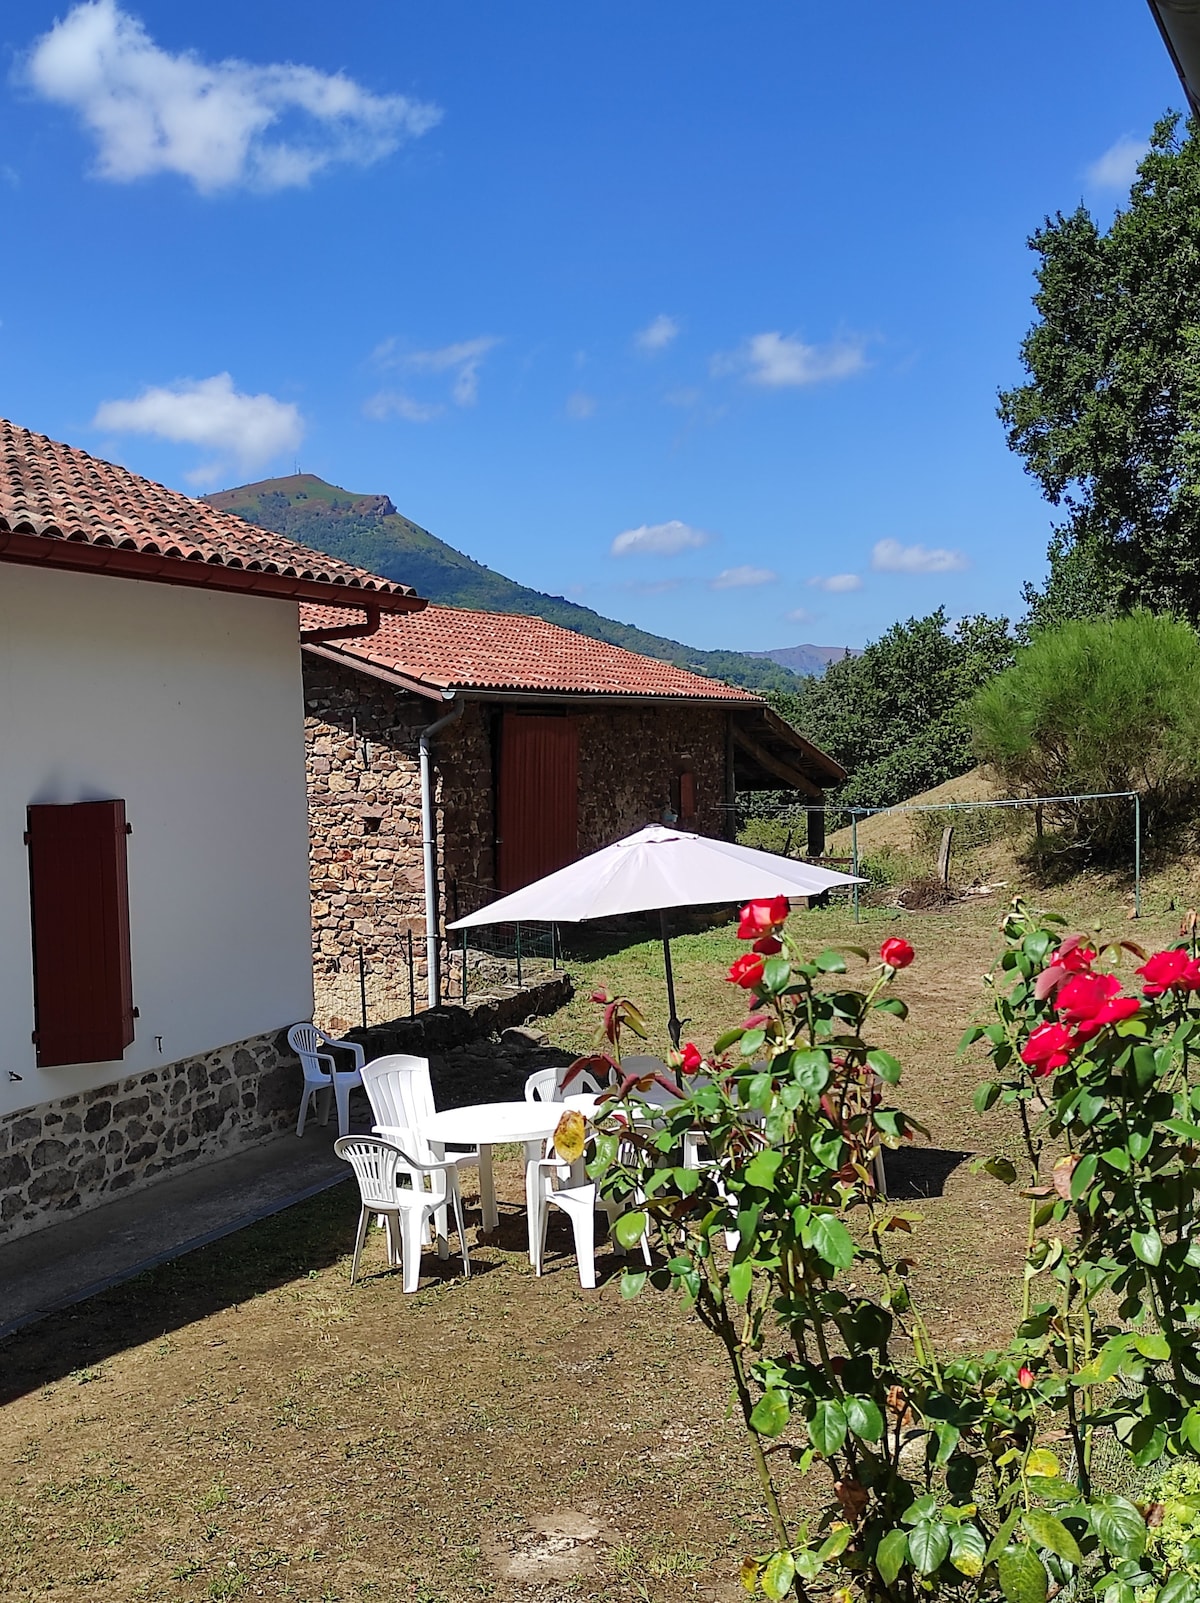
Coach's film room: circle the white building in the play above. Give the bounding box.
[0,419,422,1243]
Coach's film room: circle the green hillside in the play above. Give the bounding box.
[205,474,801,695]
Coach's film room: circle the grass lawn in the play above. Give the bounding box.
[2,862,1197,1602]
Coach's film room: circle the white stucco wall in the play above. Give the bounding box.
[0,564,315,1118]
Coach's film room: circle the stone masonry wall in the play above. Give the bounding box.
[303,653,738,974]
[0,1028,299,1244]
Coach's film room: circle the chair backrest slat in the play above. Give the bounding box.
[360,1055,439,1159]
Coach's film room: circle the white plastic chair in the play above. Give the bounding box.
[288,1023,365,1138]
[361,1055,478,1252]
[524,1064,604,1103]
[335,1134,470,1293]
[527,1130,651,1289]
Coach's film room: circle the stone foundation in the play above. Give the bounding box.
[0,1029,300,1244]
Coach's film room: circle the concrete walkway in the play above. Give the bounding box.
[0,1126,349,1339]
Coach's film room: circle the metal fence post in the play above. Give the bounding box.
[1134,792,1142,919]
[515,923,523,988]
[461,929,468,1002]
[358,946,367,1031]
[851,813,860,925]
[407,928,415,1017]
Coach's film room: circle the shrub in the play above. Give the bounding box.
[969,612,1200,857]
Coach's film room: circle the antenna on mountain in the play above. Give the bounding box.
[294,459,300,476]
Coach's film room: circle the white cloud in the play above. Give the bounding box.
[635,314,679,353]
[565,390,596,420]
[611,520,713,558]
[871,538,968,575]
[362,390,443,423]
[787,607,817,624]
[25,0,440,194]
[93,372,303,474]
[1086,134,1148,191]
[711,565,777,589]
[375,335,500,406]
[663,386,702,408]
[713,330,867,388]
[807,573,863,593]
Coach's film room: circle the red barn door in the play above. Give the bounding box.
[497,714,578,892]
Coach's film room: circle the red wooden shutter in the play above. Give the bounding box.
[497,714,579,892]
[26,800,135,1068]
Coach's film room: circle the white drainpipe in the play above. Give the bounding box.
[419,694,463,1008]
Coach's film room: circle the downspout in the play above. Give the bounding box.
[420,693,464,1008]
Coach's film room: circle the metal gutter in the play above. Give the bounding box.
[299,605,381,646]
[1148,0,1200,115]
[300,643,446,701]
[419,694,464,1008]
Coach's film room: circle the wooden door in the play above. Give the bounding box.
[497,713,579,891]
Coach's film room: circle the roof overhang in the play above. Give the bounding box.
[0,526,426,613]
[1148,0,1200,115]
[731,704,845,797]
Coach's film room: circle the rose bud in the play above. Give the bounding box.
[880,937,914,970]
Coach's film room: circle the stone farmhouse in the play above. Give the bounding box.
[300,603,845,1010]
[0,420,424,1242]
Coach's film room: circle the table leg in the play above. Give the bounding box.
[478,1144,497,1233]
[524,1139,542,1263]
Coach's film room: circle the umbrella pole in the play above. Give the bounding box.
[660,910,682,1051]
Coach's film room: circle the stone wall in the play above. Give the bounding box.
[302,653,739,975]
[0,1028,298,1244]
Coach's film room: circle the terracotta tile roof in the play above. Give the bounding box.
[301,601,761,702]
[0,419,419,608]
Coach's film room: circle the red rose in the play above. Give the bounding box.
[727,952,766,990]
[1138,948,1192,997]
[589,989,609,1004]
[737,896,790,940]
[880,938,914,970]
[1057,939,1097,974]
[1018,1366,1035,1390]
[753,934,783,956]
[680,1041,704,1075]
[1021,1021,1076,1077]
[1073,994,1141,1041]
[1054,971,1121,1026]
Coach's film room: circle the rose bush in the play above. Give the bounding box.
[575,897,1200,1602]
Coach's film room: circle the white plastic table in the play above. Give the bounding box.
[418,1095,600,1234]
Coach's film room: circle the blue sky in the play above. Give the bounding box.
[0,2,1183,651]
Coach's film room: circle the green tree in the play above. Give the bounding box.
[776,609,1013,809]
[1002,113,1200,624]
[970,611,1200,855]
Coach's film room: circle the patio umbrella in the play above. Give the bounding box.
[447,824,863,1047]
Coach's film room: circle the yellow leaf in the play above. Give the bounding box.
[739,1557,761,1593]
[553,1109,586,1164]
[1026,1448,1060,1478]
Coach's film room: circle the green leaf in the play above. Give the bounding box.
[907,1520,951,1576]
[1026,1448,1060,1478]
[973,1080,1001,1113]
[1091,1496,1147,1560]
[619,1270,647,1300]
[713,1027,745,1054]
[1022,1509,1083,1568]
[866,1048,902,1085]
[1183,1408,1200,1451]
[739,1028,767,1058]
[749,1389,791,1438]
[986,1156,1018,1185]
[613,1211,648,1250]
[760,1550,795,1601]
[874,996,908,1018]
[1158,1575,1200,1603]
[875,1528,908,1586]
[761,956,792,995]
[997,1544,1048,1603]
[746,1072,775,1112]
[791,1050,831,1096]
[727,1260,753,1304]
[809,1398,847,1456]
[1132,1227,1163,1267]
[1102,1146,1130,1173]
[1133,1332,1170,1361]
[818,1525,853,1561]
[949,1523,987,1578]
[806,1213,856,1271]
[814,948,847,973]
[844,1395,883,1443]
[744,1149,783,1189]
[1070,1151,1098,1201]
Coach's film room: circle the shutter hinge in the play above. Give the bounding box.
[30,1030,38,1044]
[126,823,133,835]
[132,1007,140,1019]
[22,831,30,845]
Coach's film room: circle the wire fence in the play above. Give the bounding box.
[312,923,561,1033]
[734,790,1143,922]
